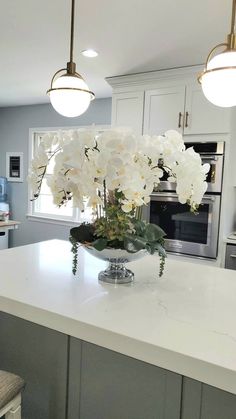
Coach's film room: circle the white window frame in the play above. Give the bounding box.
[27,125,110,226]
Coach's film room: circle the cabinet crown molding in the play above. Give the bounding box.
[106,65,204,89]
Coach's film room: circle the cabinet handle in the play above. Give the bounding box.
[178,112,182,128]
[230,254,236,258]
[185,111,189,128]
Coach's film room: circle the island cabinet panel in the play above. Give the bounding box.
[0,312,68,419]
[181,377,236,419]
[67,337,182,419]
[181,378,203,419]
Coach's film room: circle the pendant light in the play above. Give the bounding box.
[47,0,95,117]
[198,0,236,107]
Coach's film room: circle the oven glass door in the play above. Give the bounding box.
[149,193,221,258]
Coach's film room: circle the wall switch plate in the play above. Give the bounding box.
[6,152,23,182]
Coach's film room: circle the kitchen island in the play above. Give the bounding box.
[1,239,236,419]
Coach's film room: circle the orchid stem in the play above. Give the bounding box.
[135,205,143,220]
[103,180,107,219]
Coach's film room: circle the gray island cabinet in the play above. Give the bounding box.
[1,312,236,419]
[1,240,236,419]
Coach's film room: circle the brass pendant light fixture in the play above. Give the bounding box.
[47,0,95,117]
[198,0,236,107]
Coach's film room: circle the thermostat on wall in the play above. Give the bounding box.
[6,152,23,182]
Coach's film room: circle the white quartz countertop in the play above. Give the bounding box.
[1,240,236,394]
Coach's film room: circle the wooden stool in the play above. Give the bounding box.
[0,370,25,419]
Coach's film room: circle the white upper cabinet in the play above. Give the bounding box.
[143,86,186,135]
[184,83,230,135]
[107,66,231,137]
[143,83,230,136]
[111,91,144,134]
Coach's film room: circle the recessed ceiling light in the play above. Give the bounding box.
[81,49,98,58]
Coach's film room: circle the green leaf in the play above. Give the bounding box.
[144,223,166,242]
[92,238,108,251]
[132,219,146,236]
[124,234,146,253]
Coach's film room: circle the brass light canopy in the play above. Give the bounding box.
[198,0,236,107]
[47,0,95,118]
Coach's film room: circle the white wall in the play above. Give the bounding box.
[0,99,111,247]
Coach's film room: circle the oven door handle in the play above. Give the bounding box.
[150,193,217,203]
[201,156,218,162]
[150,192,178,198]
[203,195,216,202]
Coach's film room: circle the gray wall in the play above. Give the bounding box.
[0,99,111,246]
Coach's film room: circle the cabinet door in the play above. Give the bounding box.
[112,91,144,134]
[68,338,182,419]
[184,83,230,135]
[143,86,186,135]
[181,377,236,419]
[0,312,68,419]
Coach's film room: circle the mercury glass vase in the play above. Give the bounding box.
[84,247,147,284]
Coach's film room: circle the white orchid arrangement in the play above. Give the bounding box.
[28,128,209,276]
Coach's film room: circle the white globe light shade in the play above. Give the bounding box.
[49,75,93,117]
[201,51,236,107]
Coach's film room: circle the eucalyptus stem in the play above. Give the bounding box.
[69,236,79,275]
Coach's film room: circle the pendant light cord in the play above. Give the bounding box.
[230,0,236,34]
[69,0,75,63]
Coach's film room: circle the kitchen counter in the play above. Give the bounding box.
[225,233,236,245]
[0,239,236,395]
[0,220,20,232]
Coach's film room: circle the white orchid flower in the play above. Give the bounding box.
[121,201,133,213]
[29,128,209,214]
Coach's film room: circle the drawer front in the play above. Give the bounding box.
[225,244,236,270]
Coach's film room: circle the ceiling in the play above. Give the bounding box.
[0,0,232,107]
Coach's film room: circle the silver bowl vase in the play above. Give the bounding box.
[84,247,147,284]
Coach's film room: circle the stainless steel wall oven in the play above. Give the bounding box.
[148,142,224,259]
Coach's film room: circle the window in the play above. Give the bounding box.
[28,126,109,225]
